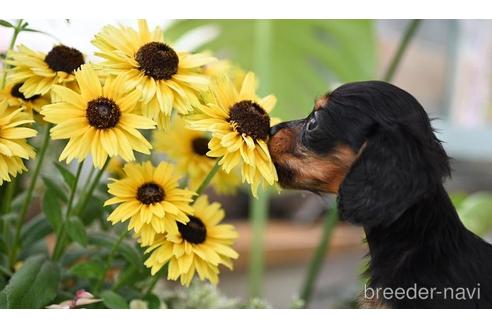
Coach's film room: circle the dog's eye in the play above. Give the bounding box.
[306,116,318,132]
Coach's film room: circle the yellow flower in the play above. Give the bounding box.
[5,44,85,97]
[105,161,195,246]
[187,72,278,197]
[0,101,37,185]
[198,59,246,106]
[202,59,246,91]
[92,20,216,128]
[107,157,125,178]
[0,82,49,118]
[41,64,156,169]
[153,116,240,194]
[144,195,239,286]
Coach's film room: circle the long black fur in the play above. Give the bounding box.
[278,81,492,308]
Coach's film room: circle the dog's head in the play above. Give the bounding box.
[268,80,451,227]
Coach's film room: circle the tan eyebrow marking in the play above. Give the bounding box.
[314,95,329,111]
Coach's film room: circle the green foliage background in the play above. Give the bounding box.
[166,20,377,120]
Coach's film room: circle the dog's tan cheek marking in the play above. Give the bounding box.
[271,145,357,192]
[322,145,358,193]
[302,145,357,193]
[267,125,357,193]
[268,128,293,156]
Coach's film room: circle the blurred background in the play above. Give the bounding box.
[1,19,491,308]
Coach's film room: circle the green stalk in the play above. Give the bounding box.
[95,229,129,293]
[248,19,273,299]
[9,123,51,268]
[1,19,23,88]
[193,158,220,199]
[65,162,83,219]
[1,180,16,214]
[145,268,166,295]
[72,164,95,217]
[52,161,84,260]
[83,165,96,195]
[74,158,110,216]
[299,209,339,307]
[383,20,422,82]
[248,191,269,298]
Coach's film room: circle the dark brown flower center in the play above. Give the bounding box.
[136,182,165,205]
[229,100,270,141]
[11,83,40,102]
[86,97,120,129]
[177,216,207,244]
[44,45,84,74]
[135,42,179,80]
[191,137,210,157]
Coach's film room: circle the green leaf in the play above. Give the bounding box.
[42,176,68,202]
[54,162,76,189]
[166,19,376,120]
[10,191,26,211]
[0,275,6,293]
[0,213,17,246]
[70,261,105,280]
[0,265,11,277]
[20,215,52,249]
[0,255,60,308]
[66,216,88,246]
[79,195,104,225]
[0,20,14,28]
[101,290,128,309]
[144,293,161,309]
[0,290,7,308]
[1,212,18,224]
[42,192,62,233]
[88,233,143,269]
[0,236,7,254]
[458,192,492,236]
[113,265,145,291]
[20,27,62,43]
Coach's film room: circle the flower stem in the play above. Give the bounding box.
[52,159,109,260]
[1,19,23,88]
[299,209,339,307]
[383,19,422,82]
[95,229,129,293]
[248,191,269,298]
[8,123,51,268]
[66,163,84,218]
[193,158,221,199]
[52,161,84,260]
[248,19,273,299]
[82,165,96,194]
[75,158,110,216]
[145,267,166,295]
[1,180,16,214]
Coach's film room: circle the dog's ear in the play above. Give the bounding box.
[338,126,442,228]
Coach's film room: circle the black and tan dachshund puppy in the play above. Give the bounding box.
[268,81,492,308]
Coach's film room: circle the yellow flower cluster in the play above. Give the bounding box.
[153,116,241,195]
[2,19,281,285]
[105,161,238,285]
